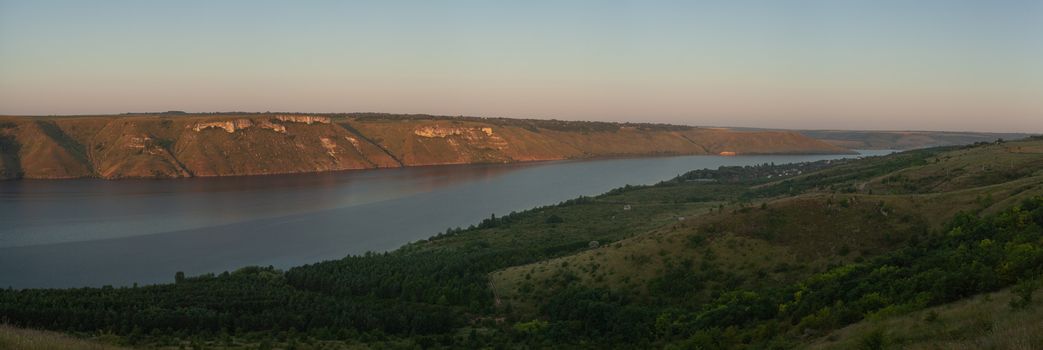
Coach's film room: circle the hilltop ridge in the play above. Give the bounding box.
[0,113,849,180]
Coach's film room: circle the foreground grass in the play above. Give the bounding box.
[807,285,1043,349]
[0,324,128,350]
[0,324,399,350]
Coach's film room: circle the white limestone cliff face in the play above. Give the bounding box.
[413,125,507,150]
[320,137,338,158]
[413,126,496,138]
[191,119,254,133]
[414,126,466,138]
[275,115,331,124]
[190,116,331,133]
[259,120,287,133]
[344,136,362,151]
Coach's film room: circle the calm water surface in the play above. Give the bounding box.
[0,151,891,288]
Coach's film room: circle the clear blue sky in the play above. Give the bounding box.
[1,0,1040,132]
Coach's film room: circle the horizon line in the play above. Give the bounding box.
[1,111,1038,135]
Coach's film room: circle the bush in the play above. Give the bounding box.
[1010,278,1039,310]
[859,329,886,350]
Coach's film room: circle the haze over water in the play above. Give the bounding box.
[0,151,890,288]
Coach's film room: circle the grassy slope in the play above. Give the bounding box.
[492,138,1043,319]
[0,324,129,350]
[806,286,1043,350]
[0,324,382,350]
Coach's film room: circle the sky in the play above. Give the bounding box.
[0,1,1041,133]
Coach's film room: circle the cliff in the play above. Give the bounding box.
[0,113,851,180]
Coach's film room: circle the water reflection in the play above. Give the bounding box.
[0,163,521,247]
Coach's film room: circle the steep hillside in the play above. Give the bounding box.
[1,120,94,179]
[0,113,849,180]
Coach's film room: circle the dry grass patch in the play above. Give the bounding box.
[0,324,128,350]
[806,287,1043,350]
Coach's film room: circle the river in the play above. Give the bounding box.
[0,151,892,288]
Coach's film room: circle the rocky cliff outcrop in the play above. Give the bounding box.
[0,114,851,180]
[189,116,332,134]
[275,115,331,124]
[191,119,254,133]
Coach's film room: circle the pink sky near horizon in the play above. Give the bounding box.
[1,1,1041,133]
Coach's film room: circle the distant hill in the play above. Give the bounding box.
[0,113,849,180]
[795,129,1034,150]
[726,126,1033,150]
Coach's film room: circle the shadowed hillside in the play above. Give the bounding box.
[0,113,849,180]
